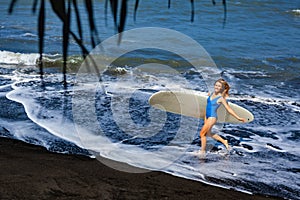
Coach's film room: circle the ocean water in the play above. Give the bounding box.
[1,0,300,199]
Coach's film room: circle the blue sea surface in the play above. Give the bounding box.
[0,1,299,199]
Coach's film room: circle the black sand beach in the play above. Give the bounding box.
[1,1,299,199]
[0,137,283,200]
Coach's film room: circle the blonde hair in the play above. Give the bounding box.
[215,78,230,98]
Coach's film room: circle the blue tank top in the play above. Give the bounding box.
[206,94,222,119]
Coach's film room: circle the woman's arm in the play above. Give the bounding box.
[220,97,246,122]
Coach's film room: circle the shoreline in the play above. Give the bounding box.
[0,137,283,200]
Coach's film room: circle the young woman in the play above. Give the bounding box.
[200,79,246,155]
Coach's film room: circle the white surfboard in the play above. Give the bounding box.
[149,90,254,124]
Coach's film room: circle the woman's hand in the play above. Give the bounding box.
[238,117,247,123]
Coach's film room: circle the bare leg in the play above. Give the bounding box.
[211,134,229,150]
[199,118,216,153]
[206,127,229,150]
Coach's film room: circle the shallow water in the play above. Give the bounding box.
[0,0,299,199]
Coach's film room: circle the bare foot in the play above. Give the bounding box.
[224,140,230,150]
[198,151,206,159]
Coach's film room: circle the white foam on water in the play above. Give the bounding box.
[1,62,299,199]
[289,9,300,15]
[0,50,70,68]
[0,50,39,66]
[6,78,84,149]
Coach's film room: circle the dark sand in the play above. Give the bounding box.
[0,137,282,200]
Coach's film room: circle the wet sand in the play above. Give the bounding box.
[0,137,282,200]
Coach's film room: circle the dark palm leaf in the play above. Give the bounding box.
[62,0,71,88]
[118,0,127,33]
[38,0,45,83]
[105,0,108,26]
[32,0,38,13]
[73,0,83,40]
[190,0,195,22]
[109,0,118,30]
[222,0,227,26]
[49,0,66,21]
[49,0,89,56]
[133,0,139,22]
[8,0,17,13]
[117,0,127,43]
[85,0,100,48]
